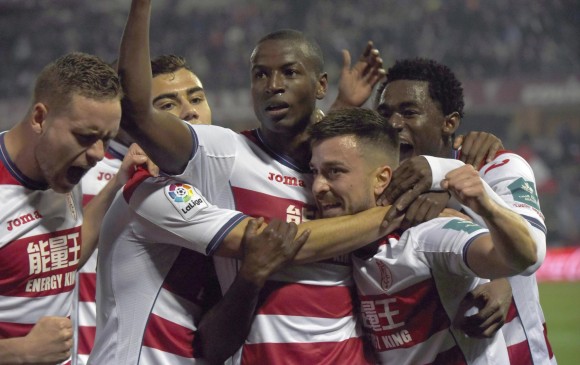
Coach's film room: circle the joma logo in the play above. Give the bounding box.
[267,172,305,187]
[7,210,43,231]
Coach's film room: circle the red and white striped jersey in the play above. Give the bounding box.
[0,131,83,365]
[72,141,125,365]
[352,217,510,365]
[88,168,246,365]
[428,152,556,365]
[176,125,371,365]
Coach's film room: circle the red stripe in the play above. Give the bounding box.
[428,344,467,365]
[0,321,33,338]
[507,339,532,365]
[0,227,81,297]
[242,337,372,365]
[77,325,96,355]
[142,313,197,358]
[359,278,450,351]
[544,323,554,359]
[232,186,315,222]
[505,298,518,323]
[82,194,95,206]
[0,164,21,185]
[122,166,152,202]
[475,149,511,171]
[78,272,96,302]
[257,280,356,318]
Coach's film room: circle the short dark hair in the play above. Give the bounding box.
[34,52,122,111]
[376,58,465,118]
[309,107,399,163]
[253,29,324,75]
[151,54,193,78]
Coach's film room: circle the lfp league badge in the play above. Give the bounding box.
[164,183,209,220]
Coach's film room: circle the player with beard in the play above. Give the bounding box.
[309,107,539,364]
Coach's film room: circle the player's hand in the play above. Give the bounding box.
[239,218,310,288]
[395,192,450,231]
[453,279,512,338]
[116,143,159,184]
[378,156,434,225]
[453,132,504,168]
[441,164,493,217]
[18,316,73,364]
[331,41,386,110]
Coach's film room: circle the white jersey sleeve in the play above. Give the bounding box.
[479,152,547,274]
[173,124,240,197]
[426,153,546,275]
[425,155,511,214]
[126,175,247,256]
[407,217,489,277]
[423,155,464,191]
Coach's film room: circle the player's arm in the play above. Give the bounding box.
[79,143,155,268]
[196,219,309,364]
[0,317,72,364]
[429,154,547,273]
[131,177,394,262]
[443,165,537,279]
[118,0,192,174]
[218,206,393,263]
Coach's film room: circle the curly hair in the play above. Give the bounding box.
[375,58,464,118]
[151,54,193,78]
[34,52,122,111]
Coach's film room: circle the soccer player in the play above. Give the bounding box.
[0,52,147,364]
[115,0,390,363]
[309,107,539,364]
[88,169,313,364]
[150,54,213,124]
[73,54,212,364]
[376,58,555,364]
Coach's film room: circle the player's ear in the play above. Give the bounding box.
[374,164,392,197]
[316,73,328,100]
[442,112,460,136]
[31,103,48,134]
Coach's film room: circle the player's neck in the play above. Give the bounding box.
[4,122,44,182]
[259,127,311,169]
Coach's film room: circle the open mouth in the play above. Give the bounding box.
[399,142,415,162]
[265,102,290,117]
[67,166,89,185]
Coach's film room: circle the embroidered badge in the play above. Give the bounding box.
[164,183,209,220]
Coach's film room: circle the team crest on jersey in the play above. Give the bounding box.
[443,219,482,234]
[164,183,209,220]
[508,178,541,211]
[376,260,392,290]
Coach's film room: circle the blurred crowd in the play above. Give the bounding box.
[1,0,579,96]
[0,0,578,245]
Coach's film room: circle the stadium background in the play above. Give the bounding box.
[1,0,578,362]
